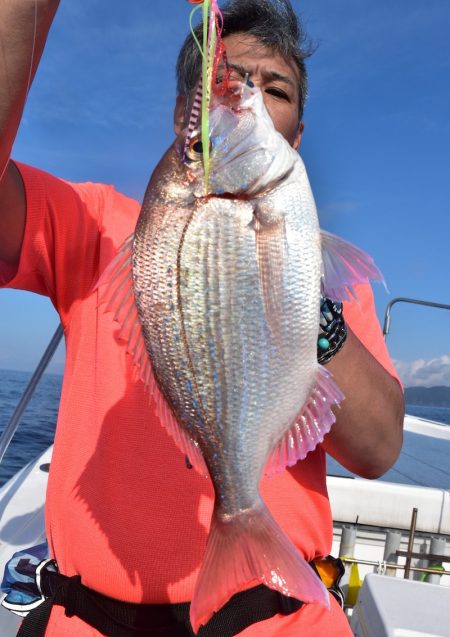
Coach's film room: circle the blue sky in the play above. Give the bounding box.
[1,0,449,386]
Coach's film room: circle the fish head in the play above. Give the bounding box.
[186,83,298,198]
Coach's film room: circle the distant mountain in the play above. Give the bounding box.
[405,386,450,407]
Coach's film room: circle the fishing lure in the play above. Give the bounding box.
[185,0,227,189]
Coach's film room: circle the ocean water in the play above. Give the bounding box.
[0,369,62,486]
[404,403,450,426]
[0,368,449,486]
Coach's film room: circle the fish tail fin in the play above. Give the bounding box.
[190,502,329,633]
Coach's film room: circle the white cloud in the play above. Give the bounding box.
[393,355,450,388]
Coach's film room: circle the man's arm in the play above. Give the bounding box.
[0,0,60,266]
[322,327,405,479]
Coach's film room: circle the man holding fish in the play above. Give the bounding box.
[0,0,404,635]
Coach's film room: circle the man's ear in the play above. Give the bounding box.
[174,96,187,136]
[293,121,304,150]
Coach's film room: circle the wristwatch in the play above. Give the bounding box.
[317,297,347,365]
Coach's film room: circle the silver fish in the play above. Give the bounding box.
[100,84,382,632]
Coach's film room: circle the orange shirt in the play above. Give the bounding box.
[1,163,399,636]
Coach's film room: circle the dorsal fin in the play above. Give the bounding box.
[321,230,385,301]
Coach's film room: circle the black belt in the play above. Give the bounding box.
[16,568,310,637]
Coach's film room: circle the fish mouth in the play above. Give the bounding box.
[191,191,252,208]
[211,192,252,201]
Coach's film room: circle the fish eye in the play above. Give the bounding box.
[191,139,204,155]
[186,131,212,163]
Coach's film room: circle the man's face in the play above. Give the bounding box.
[174,33,304,149]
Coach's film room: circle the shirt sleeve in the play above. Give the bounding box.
[343,283,402,386]
[0,162,140,326]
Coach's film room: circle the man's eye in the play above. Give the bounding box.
[266,88,289,100]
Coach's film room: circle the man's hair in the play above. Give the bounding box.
[176,0,313,119]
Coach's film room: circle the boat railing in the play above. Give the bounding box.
[383,297,450,340]
[341,556,450,578]
[0,324,64,466]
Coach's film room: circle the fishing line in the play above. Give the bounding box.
[0,0,38,183]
